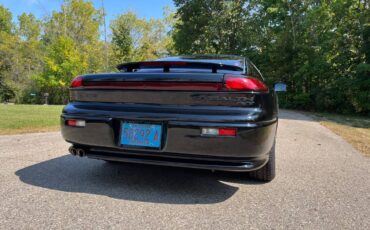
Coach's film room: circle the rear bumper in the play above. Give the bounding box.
[61,102,277,171]
[85,148,268,172]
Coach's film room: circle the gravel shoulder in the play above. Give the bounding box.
[0,110,369,229]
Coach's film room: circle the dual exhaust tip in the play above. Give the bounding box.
[69,146,86,157]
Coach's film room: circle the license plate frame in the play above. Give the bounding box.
[119,121,163,149]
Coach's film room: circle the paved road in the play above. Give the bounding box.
[0,110,369,229]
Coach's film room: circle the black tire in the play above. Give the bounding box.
[249,143,276,182]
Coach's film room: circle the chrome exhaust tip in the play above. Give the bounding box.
[76,148,85,157]
[69,146,77,156]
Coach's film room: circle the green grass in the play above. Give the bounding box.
[0,104,64,135]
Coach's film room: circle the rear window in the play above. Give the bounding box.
[158,57,245,70]
[117,56,246,74]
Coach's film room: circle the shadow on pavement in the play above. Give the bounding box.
[15,155,260,204]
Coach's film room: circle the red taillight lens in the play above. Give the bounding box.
[224,75,268,92]
[67,119,77,126]
[218,128,237,136]
[71,76,83,88]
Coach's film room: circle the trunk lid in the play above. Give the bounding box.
[70,72,258,108]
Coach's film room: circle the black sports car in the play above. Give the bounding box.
[61,55,278,181]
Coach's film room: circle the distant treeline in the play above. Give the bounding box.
[0,0,174,105]
[0,0,369,115]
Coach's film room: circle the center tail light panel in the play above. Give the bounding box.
[70,74,268,93]
[70,75,223,91]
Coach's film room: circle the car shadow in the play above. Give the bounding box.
[15,155,261,204]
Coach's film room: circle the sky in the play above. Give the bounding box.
[0,0,175,24]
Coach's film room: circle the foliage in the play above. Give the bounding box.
[172,0,370,115]
[0,0,368,116]
[34,36,88,104]
[0,5,16,101]
[0,82,15,102]
[111,11,175,63]
[111,13,133,62]
[0,5,12,33]
[0,1,176,104]
[173,0,248,54]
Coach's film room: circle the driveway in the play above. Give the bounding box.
[0,110,369,229]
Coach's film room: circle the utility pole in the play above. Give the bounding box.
[102,0,109,71]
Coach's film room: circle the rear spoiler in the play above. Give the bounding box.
[116,61,244,73]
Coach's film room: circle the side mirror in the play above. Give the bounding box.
[274,82,287,92]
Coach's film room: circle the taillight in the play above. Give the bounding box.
[71,76,83,88]
[66,119,86,127]
[218,128,237,136]
[224,75,268,92]
[201,128,237,137]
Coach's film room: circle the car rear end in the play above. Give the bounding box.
[61,56,278,181]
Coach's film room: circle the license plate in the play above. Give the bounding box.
[120,122,162,148]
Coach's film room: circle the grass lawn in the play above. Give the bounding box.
[0,104,64,135]
[306,112,370,157]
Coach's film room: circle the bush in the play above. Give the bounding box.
[290,93,313,110]
[0,82,16,103]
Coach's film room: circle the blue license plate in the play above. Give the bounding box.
[120,122,162,148]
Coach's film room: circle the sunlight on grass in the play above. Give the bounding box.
[308,112,370,157]
[0,104,64,135]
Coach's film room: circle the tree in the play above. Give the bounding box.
[0,5,12,33]
[34,36,87,104]
[0,8,44,102]
[0,5,16,102]
[111,12,134,62]
[16,13,43,80]
[172,0,249,54]
[18,13,41,41]
[43,0,105,73]
[172,0,369,114]
[111,11,174,63]
[33,0,105,104]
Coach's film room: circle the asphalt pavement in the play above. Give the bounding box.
[0,110,369,229]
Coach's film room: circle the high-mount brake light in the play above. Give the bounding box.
[71,76,83,88]
[224,75,268,92]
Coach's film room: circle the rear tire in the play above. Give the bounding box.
[249,142,276,182]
